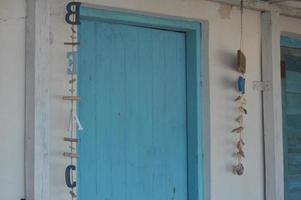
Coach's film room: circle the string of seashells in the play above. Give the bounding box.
[232,0,247,176]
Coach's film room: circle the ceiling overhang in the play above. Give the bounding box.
[207,0,301,18]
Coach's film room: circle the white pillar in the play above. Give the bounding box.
[25,0,50,199]
[261,11,284,200]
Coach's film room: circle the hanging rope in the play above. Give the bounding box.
[240,0,244,51]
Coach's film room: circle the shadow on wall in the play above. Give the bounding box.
[219,49,237,89]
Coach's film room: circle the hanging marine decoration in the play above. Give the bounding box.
[232,0,247,176]
[63,1,82,199]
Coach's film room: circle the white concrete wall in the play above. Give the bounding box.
[280,15,301,37]
[0,0,26,199]
[1,0,301,199]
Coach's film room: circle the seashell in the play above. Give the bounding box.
[241,101,247,106]
[235,96,242,102]
[237,149,245,158]
[239,106,247,114]
[232,126,244,133]
[233,163,244,176]
[241,97,247,104]
[237,139,245,149]
[236,115,243,124]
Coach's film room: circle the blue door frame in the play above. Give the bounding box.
[281,35,301,200]
[78,7,204,200]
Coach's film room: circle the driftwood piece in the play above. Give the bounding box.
[64,42,80,45]
[64,137,79,143]
[63,152,79,159]
[63,96,80,101]
[237,50,246,74]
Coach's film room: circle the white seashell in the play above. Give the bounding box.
[236,115,243,124]
[239,106,247,114]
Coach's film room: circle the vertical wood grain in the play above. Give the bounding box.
[77,8,203,200]
[78,20,188,199]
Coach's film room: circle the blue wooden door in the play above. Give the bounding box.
[281,36,301,200]
[78,18,188,200]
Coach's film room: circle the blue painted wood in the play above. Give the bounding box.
[186,29,203,200]
[281,35,301,200]
[78,8,203,200]
[77,17,201,200]
[80,7,200,32]
[282,55,301,73]
[282,75,289,200]
[285,71,301,94]
[281,36,301,49]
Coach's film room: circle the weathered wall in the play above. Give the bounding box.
[281,15,301,37]
[1,0,301,199]
[0,0,26,199]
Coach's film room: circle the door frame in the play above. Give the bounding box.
[79,7,205,200]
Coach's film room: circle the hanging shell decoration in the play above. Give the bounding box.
[232,50,247,176]
[232,0,247,176]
